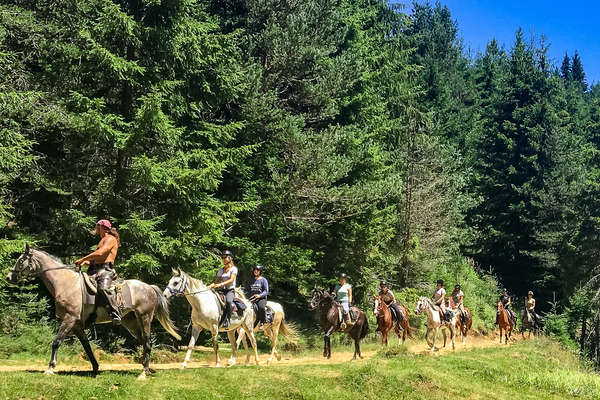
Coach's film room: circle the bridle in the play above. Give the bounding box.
[166,273,213,296]
[12,252,78,280]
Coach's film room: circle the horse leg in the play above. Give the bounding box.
[182,325,201,369]
[244,324,260,366]
[382,328,388,346]
[451,326,456,350]
[212,325,221,367]
[236,330,250,365]
[352,337,360,361]
[227,330,237,366]
[324,326,334,359]
[442,329,447,348]
[136,313,153,380]
[431,328,439,351]
[73,324,98,376]
[268,322,280,364]
[46,316,77,375]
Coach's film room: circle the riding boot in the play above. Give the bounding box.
[103,290,122,325]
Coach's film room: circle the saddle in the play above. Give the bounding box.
[251,302,274,324]
[215,289,246,317]
[80,272,124,307]
[336,304,355,324]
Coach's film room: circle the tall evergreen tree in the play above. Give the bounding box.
[560,52,571,80]
[571,51,587,89]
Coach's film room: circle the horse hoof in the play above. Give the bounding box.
[215,363,221,368]
[180,363,187,369]
[137,372,147,381]
[44,369,54,376]
[267,358,273,365]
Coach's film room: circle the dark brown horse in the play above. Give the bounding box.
[373,296,414,345]
[6,246,181,379]
[497,301,513,344]
[455,307,473,345]
[309,288,368,360]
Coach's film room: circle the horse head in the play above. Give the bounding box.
[414,296,429,315]
[7,244,37,283]
[164,268,188,299]
[308,288,329,310]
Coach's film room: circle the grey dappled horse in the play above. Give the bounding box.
[6,245,181,379]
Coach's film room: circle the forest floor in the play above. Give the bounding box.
[1,334,599,399]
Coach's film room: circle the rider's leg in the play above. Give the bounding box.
[221,289,234,328]
[96,270,120,324]
[340,302,350,329]
[392,303,404,330]
[256,298,267,324]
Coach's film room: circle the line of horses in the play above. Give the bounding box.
[6,247,540,380]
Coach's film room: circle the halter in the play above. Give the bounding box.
[12,252,78,280]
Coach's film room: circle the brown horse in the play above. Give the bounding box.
[6,246,181,379]
[309,288,368,360]
[454,307,472,345]
[373,296,414,345]
[497,301,513,344]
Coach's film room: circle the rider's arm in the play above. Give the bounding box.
[75,236,115,265]
[259,279,269,299]
[348,287,353,304]
[217,273,236,288]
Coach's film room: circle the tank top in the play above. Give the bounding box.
[335,283,352,303]
[379,290,395,305]
[433,287,446,304]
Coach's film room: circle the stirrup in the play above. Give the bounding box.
[340,322,347,330]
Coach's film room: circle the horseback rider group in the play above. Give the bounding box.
[71,219,539,338]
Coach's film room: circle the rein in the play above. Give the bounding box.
[167,273,214,297]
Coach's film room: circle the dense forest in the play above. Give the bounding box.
[1,1,600,365]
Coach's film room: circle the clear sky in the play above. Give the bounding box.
[401,1,600,85]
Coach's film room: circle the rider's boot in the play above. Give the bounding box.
[102,289,121,325]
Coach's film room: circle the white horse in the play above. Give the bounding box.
[236,301,297,364]
[163,268,259,367]
[414,297,457,352]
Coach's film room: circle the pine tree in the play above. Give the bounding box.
[561,52,571,80]
[571,51,587,89]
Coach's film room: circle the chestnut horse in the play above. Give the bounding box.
[309,288,369,360]
[448,299,472,345]
[373,296,414,345]
[497,301,513,344]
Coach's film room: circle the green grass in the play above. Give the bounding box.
[0,337,599,399]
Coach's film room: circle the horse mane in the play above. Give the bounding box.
[33,249,67,266]
[180,270,207,292]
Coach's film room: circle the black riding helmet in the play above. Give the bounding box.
[380,280,388,287]
[221,250,234,258]
[436,279,444,286]
[454,284,461,290]
[339,273,348,279]
[253,264,264,273]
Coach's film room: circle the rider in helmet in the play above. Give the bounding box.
[433,279,450,322]
[334,273,353,330]
[379,280,405,329]
[498,288,517,326]
[75,219,121,324]
[246,264,269,326]
[208,250,238,328]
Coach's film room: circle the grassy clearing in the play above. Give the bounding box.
[0,337,598,399]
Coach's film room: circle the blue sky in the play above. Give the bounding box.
[400,1,600,85]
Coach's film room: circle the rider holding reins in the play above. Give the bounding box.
[208,250,237,328]
[498,288,517,326]
[74,219,121,324]
[378,280,405,328]
[433,279,450,322]
[525,290,541,327]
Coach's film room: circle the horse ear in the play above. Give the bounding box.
[25,243,30,253]
[171,268,178,276]
[177,267,183,275]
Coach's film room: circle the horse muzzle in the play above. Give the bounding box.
[6,272,17,284]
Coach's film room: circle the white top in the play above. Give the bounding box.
[433,287,446,304]
[216,266,238,290]
[335,283,352,303]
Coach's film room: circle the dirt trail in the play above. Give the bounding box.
[0,334,522,373]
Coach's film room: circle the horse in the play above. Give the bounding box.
[309,288,369,360]
[6,245,181,379]
[497,301,513,344]
[414,297,457,352]
[163,268,259,367]
[448,299,472,345]
[236,300,298,364]
[521,309,542,339]
[372,296,414,345]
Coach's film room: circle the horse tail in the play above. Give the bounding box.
[151,285,182,341]
[360,313,369,339]
[405,321,417,339]
[279,320,299,343]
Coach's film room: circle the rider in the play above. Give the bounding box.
[498,288,517,326]
[432,279,450,322]
[74,219,121,324]
[246,265,269,327]
[378,280,405,329]
[208,250,238,328]
[525,290,540,327]
[334,273,353,330]
[450,284,465,319]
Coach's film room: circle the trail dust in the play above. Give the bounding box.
[0,332,524,373]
